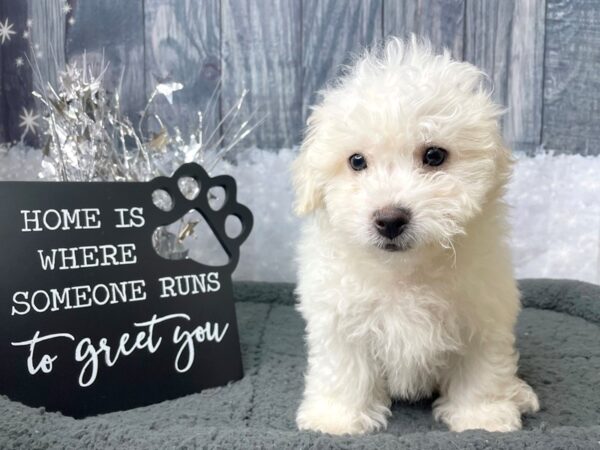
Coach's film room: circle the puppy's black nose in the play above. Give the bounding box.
[374,207,411,239]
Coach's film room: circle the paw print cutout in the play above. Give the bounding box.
[146,163,253,274]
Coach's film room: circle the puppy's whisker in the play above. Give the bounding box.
[439,237,458,268]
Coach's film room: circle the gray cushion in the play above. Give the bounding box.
[1,279,599,449]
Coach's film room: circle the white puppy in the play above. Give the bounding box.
[292,37,539,435]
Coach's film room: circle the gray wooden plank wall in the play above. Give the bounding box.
[1,0,35,145]
[0,0,598,155]
[221,0,302,148]
[145,0,221,138]
[302,0,382,125]
[543,0,600,155]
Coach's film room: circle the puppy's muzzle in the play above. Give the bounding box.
[373,206,411,240]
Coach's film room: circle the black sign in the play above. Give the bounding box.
[0,163,252,418]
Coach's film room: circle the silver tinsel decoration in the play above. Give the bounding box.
[31,55,261,259]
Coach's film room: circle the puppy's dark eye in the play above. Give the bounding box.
[423,147,448,167]
[349,153,367,171]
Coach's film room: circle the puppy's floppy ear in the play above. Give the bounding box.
[292,146,324,216]
[292,119,324,216]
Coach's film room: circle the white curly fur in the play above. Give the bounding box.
[293,37,539,435]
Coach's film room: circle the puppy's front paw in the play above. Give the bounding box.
[297,396,388,435]
[512,379,540,414]
[433,398,522,432]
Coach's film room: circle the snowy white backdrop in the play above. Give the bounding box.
[2,146,599,285]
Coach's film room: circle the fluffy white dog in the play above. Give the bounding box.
[292,37,539,435]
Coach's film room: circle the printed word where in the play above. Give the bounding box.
[38,243,137,271]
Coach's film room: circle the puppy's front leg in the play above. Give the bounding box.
[296,322,390,435]
[433,334,539,432]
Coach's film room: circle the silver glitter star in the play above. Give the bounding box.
[19,108,40,137]
[0,18,16,44]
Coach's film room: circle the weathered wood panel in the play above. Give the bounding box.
[464,0,516,145]
[0,0,598,156]
[28,0,66,91]
[144,0,221,140]
[66,0,146,125]
[505,0,545,153]
[0,1,5,142]
[0,0,36,144]
[383,0,465,58]
[543,0,600,155]
[301,0,382,126]
[221,0,302,149]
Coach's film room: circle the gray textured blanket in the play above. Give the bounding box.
[1,279,599,449]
